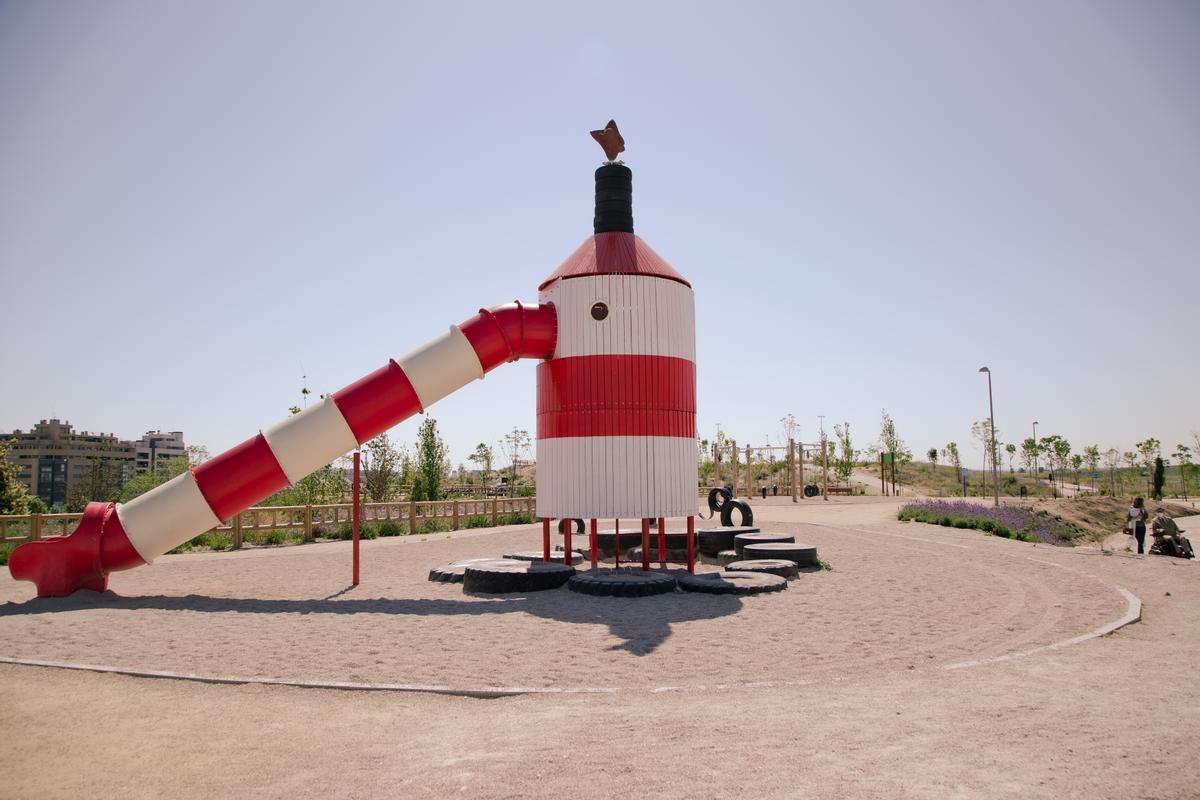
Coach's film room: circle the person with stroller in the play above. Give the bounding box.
[1151,507,1195,559]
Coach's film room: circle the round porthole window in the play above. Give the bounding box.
[590,302,609,321]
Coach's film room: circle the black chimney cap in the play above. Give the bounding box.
[593,164,633,234]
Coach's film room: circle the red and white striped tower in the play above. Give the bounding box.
[535,162,697,537]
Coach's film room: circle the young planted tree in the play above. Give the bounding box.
[1103,448,1122,495]
[499,427,532,489]
[833,422,854,484]
[1174,444,1192,500]
[1083,445,1101,492]
[970,420,1000,493]
[1005,443,1017,473]
[362,433,401,502]
[412,418,450,502]
[119,457,190,503]
[469,443,495,489]
[1020,438,1039,475]
[67,449,125,511]
[1136,438,1161,496]
[1071,453,1084,492]
[927,448,938,468]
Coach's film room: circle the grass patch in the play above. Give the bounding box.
[168,531,234,553]
[0,542,15,566]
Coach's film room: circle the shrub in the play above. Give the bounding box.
[0,543,14,566]
[500,512,534,525]
[378,521,401,537]
[418,519,451,534]
[359,525,378,540]
[464,515,493,529]
[896,500,1084,546]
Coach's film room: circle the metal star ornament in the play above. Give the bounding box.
[590,119,625,161]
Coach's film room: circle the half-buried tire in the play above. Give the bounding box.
[463,560,576,594]
[429,558,520,584]
[720,499,754,527]
[503,550,588,565]
[741,542,818,567]
[676,571,787,595]
[567,569,677,597]
[698,526,760,556]
[724,559,800,579]
[733,532,795,556]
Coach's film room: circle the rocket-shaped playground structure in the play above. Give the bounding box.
[10,124,697,597]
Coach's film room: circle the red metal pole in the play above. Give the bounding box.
[542,517,550,563]
[352,450,361,586]
[563,519,571,565]
[686,515,695,574]
[641,518,650,571]
[589,518,598,570]
[614,519,620,569]
[657,516,666,568]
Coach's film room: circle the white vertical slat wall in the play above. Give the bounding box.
[536,274,696,520]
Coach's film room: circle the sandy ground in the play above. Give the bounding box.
[1,497,1197,799]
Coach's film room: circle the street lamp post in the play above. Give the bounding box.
[979,367,1000,507]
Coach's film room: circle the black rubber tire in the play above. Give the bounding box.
[697,526,760,556]
[589,530,651,556]
[724,559,801,579]
[720,499,754,527]
[676,570,787,595]
[708,487,733,514]
[733,532,795,556]
[741,542,818,566]
[567,569,677,597]
[628,546,692,564]
[428,558,520,584]
[803,484,820,498]
[503,550,588,565]
[557,518,585,534]
[463,561,576,594]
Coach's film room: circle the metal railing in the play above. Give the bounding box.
[0,497,536,550]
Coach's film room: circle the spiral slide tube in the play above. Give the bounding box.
[9,302,557,597]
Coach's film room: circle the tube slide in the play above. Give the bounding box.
[9,302,557,597]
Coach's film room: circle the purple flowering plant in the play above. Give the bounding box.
[898,500,1083,546]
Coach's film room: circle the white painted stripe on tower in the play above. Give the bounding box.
[399,326,485,409]
[116,471,222,562]
[535,436,697,519]
[548,275,695,360]
[263,396,358,484]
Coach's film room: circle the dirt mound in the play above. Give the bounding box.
[1016,496,1195,543]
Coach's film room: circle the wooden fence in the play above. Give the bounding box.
[0,497,536,550]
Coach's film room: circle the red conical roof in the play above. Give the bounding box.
[539,232,690,291]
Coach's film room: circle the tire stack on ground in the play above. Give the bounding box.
[462,560,576,594]
[722,534,820,581]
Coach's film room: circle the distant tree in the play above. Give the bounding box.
[1174,444,1192,500]
[362,433,400,502]
[833,422,854,484]
[927,448,938,468]
[1102,448,1122,495]
[468,443,495,488]
[1152,457,1165,501]
[876,409,911,461]
[779,413,800,445]
[0,440,35,515]
[1020,437,1039,475]
[186,444,211,465]
[67,449,125,511]
[945,442,962,474]
[1071,454,1084,491]
[119,457,190,502]
[412,418,449,501]
[971,420,1000,493]
[499,427,532,488]
[1083,445,1101,492]
[1136,438,1161,496]
[1005,443,1017,473]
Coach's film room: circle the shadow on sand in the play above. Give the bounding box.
[0,577,745,656]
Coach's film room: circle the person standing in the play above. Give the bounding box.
[1128,497,1148,555]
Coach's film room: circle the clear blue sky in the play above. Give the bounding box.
[1,1,1197,471]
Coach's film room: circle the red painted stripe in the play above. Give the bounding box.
[536,355,695,439]
[331,359,423,444]
[192,434,291,521]
[99,502,145,572]
[459,302,557,373]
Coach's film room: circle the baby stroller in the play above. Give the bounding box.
[1151,512,1195,559]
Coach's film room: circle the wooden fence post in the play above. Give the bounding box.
[232,513,243,550]
[303,505,314,542]
[452,500,459,530]
[409,500,417,535]
[491,497,498,526]
[30,513,41,542]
